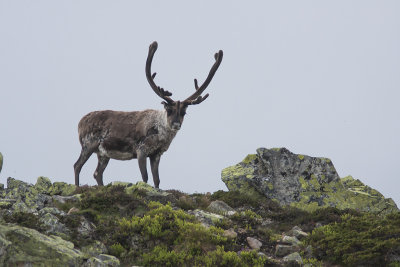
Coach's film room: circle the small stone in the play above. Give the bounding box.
[223,229,237,239]
[207,200,236,215]
[290,226,309,240]
[246,237,262,250]
[282,235,301,246]
[187,209,224,227]
[275,244,298,257]
[283,252,303,266]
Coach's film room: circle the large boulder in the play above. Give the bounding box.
[0,223,86,266]
[222,148,398,213]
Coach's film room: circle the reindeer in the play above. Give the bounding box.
[74,41,223,188]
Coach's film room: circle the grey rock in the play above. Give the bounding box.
[221,148,398,213]
[85,254,120,267]
[283,252,303,266]
[187,209,224,227]
[207,200,236,215]
[291,229,308,240]
[35,176,52,194]
[0,223,86,266]
[39,213,69,236]
[282,235,301,246]
[222,148,339,205]
[275,244,299,257]
[5,177,52,213]
[223,228,237,239]
[246,236,262,250]
[78,217,96,237]
[82,241,108,257]
[38,207,66,217]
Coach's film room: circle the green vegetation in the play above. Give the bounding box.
[3,212,45,232]
[1,178,399,266]
[307,212,400,266]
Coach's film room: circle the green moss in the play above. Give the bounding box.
[298,154,305,160]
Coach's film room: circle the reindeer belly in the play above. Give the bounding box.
[99,137,137,160]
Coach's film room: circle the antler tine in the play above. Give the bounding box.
[145,41,174,103]
[184,50,223,105]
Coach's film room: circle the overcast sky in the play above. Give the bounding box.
[1,1,399,206]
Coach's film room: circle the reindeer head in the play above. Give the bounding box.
[145,41,223,130]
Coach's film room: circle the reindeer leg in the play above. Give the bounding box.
[150,154,161,189]
[74,146,95,186]
[94,154,110,186]
[137,150,148,183]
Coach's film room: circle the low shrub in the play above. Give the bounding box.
[306,212,400,266]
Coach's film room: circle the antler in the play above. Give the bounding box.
[184,50,223,105]
[146,41,174,104]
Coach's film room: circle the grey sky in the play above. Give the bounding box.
[1,1,399,206]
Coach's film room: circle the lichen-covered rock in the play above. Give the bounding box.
[39,212,70,237]
[187,209,225,227]
[5,177,52,214]
[222,148,398,214]
[282,252,303,266]
[0,223,86,266]
[81,241,108,257]
[50,181,77,196]
[288,226,308,240]
[282,235,301,246]
[275,244,298,257]
[35,176,52,194]
[207,200,236,215]
[85,254,120,267]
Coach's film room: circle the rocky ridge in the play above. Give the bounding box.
[0,149,399,266]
